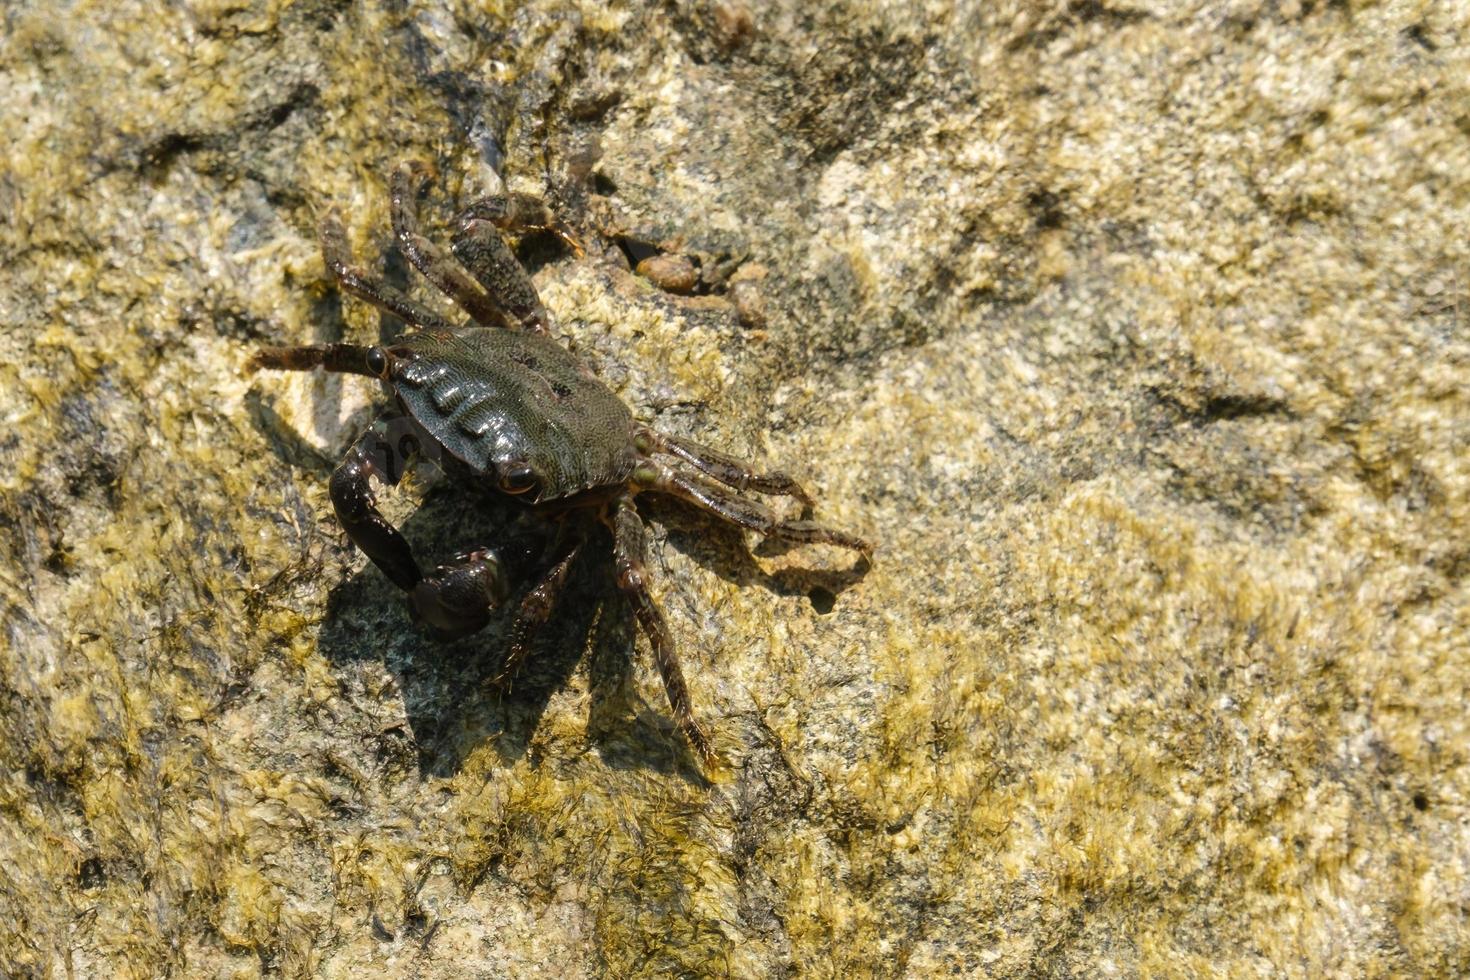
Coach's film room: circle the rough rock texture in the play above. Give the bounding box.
[3,0,1469,975]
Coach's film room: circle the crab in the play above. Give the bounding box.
[251,162,870,765]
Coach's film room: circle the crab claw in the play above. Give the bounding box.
[409,548,509,639]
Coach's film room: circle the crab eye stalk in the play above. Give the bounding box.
[365,346,390,379]
[498,460,538,495]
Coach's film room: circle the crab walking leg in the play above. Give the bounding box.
[250,342,380,376]
[457,192,580,250]
[329,416,424,591]
[610,496,715,765]
[648,465,872,554]
[640,464,870,555]
[390,162,511,328]
[639,428,814,507]
[494,541,583,685]
[450,201,554,333]
[319,211,458,333]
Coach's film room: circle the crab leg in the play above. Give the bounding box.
[645,465,872,554]
[249,342,380,376]
[391,162,512,328]
[456,192,579,251]
[610,495,715,765]
[449,199,556,333]
[494,540,583,685]
[638,428,814,507]
[319,211,458,332]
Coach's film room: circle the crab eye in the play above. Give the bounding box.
[498,461,538,495]
[365,347,390,379]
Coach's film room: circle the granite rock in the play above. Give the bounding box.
[2,0,1468,975]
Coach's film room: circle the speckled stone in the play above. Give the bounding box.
[2,0,1468,976]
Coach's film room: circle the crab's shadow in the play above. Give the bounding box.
[638,495,873,609]
[310,487,868,781]
[315,485,684,779]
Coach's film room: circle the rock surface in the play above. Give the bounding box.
[3,0,1469,975]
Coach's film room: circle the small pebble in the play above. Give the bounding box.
[730,279,767,328]
[636,253,699,294]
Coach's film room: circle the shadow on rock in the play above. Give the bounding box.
[307,482,870,782]
[315,484,586,778]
